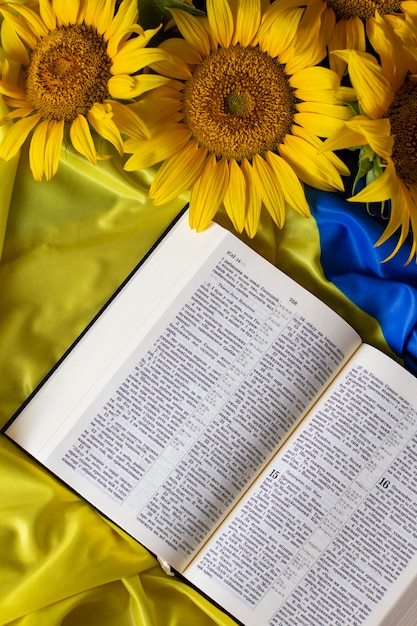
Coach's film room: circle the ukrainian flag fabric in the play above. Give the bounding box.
[310,187,417,376]
[0,145,416,626]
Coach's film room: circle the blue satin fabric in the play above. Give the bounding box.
[307,186,417,376]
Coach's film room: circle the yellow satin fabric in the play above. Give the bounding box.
[0,142,392,626]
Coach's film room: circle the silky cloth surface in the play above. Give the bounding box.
[309,187,417,375]
[0,141,415,626]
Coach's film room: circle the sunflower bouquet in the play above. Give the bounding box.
[0,0,416,261]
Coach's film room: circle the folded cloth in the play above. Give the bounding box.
[310,187,417,375]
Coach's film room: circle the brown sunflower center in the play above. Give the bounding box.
[26,24,112,121]
[326,0,401,20]
[182,45,296,161]
[388,78,417,186]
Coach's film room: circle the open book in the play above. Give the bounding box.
[4,211,417,626]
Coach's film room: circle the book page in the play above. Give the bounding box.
[5,214,360,573]
[185,346,417,626]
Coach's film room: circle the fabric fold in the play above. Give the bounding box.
[310,186,417,375]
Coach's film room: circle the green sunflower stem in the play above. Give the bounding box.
[352,145,388,219]
[352,145,385,193]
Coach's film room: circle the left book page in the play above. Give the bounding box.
[4,212,361,573]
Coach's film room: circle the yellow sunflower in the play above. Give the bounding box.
[310,0,412,90]
[124,0,354,237]
[321,43,417,262]
[0,0,171,180]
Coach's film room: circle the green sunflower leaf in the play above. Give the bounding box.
[137,0,205,29]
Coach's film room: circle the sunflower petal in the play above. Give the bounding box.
[289,66,341,104]
[189,153,230,231]
[335,85,358,103]
[279,0,328,74]
[124,127,191,171]
[372,168,412,261]
[206,0,233,48]
[136,83,183,105]
[232,0,261,46]
[107,23,161,59]
[350,159,398,204]
[11,4,48,38]
[279,133,345,192]
[296,111,345,140]
[108,99,150,140]
[135,96,182,130]
[0,106,34,124]
[93,0,116,35]
[252,153,285,228]
[289,66,344,106]
[381,197,409,245]
[108,74,170,99]
[39,0,56,31]
[266,151,310,217]
[322,116,393,160]
[328,13,347,47]
[149,140,207,205]
[29,119,64,181]
[149,57,192,81]
[319,124,368,153]
[292,124,351,175]
[296,100,354,119]
[241,158,262,238]
[405,187,417,263]
[170,9,211,58]
[367,12,410,92]
[159,37,202,65]
[223,159,246,232]
[328,19,348,76]
[111,46,170,76]
[332,49,394,119]
[328,13,365,77]
[52,0,81,25]
[0,80,28,102]
[259,0,303,36]
[105,0,138,43]
[87,102,123,155]
[0,19,30,65]
[258,6,303,58]
[0,114,41,161]
[294,108,352,138]
[84,0,108,30]
[401,0,417,17]
[43,119,64,180]
[149,39,196,80]
[346,16,366,49]
[29,119,49,181]
[0,8,38,50]
[70,114,98,164]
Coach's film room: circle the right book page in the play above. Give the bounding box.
[184,344,417,626]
